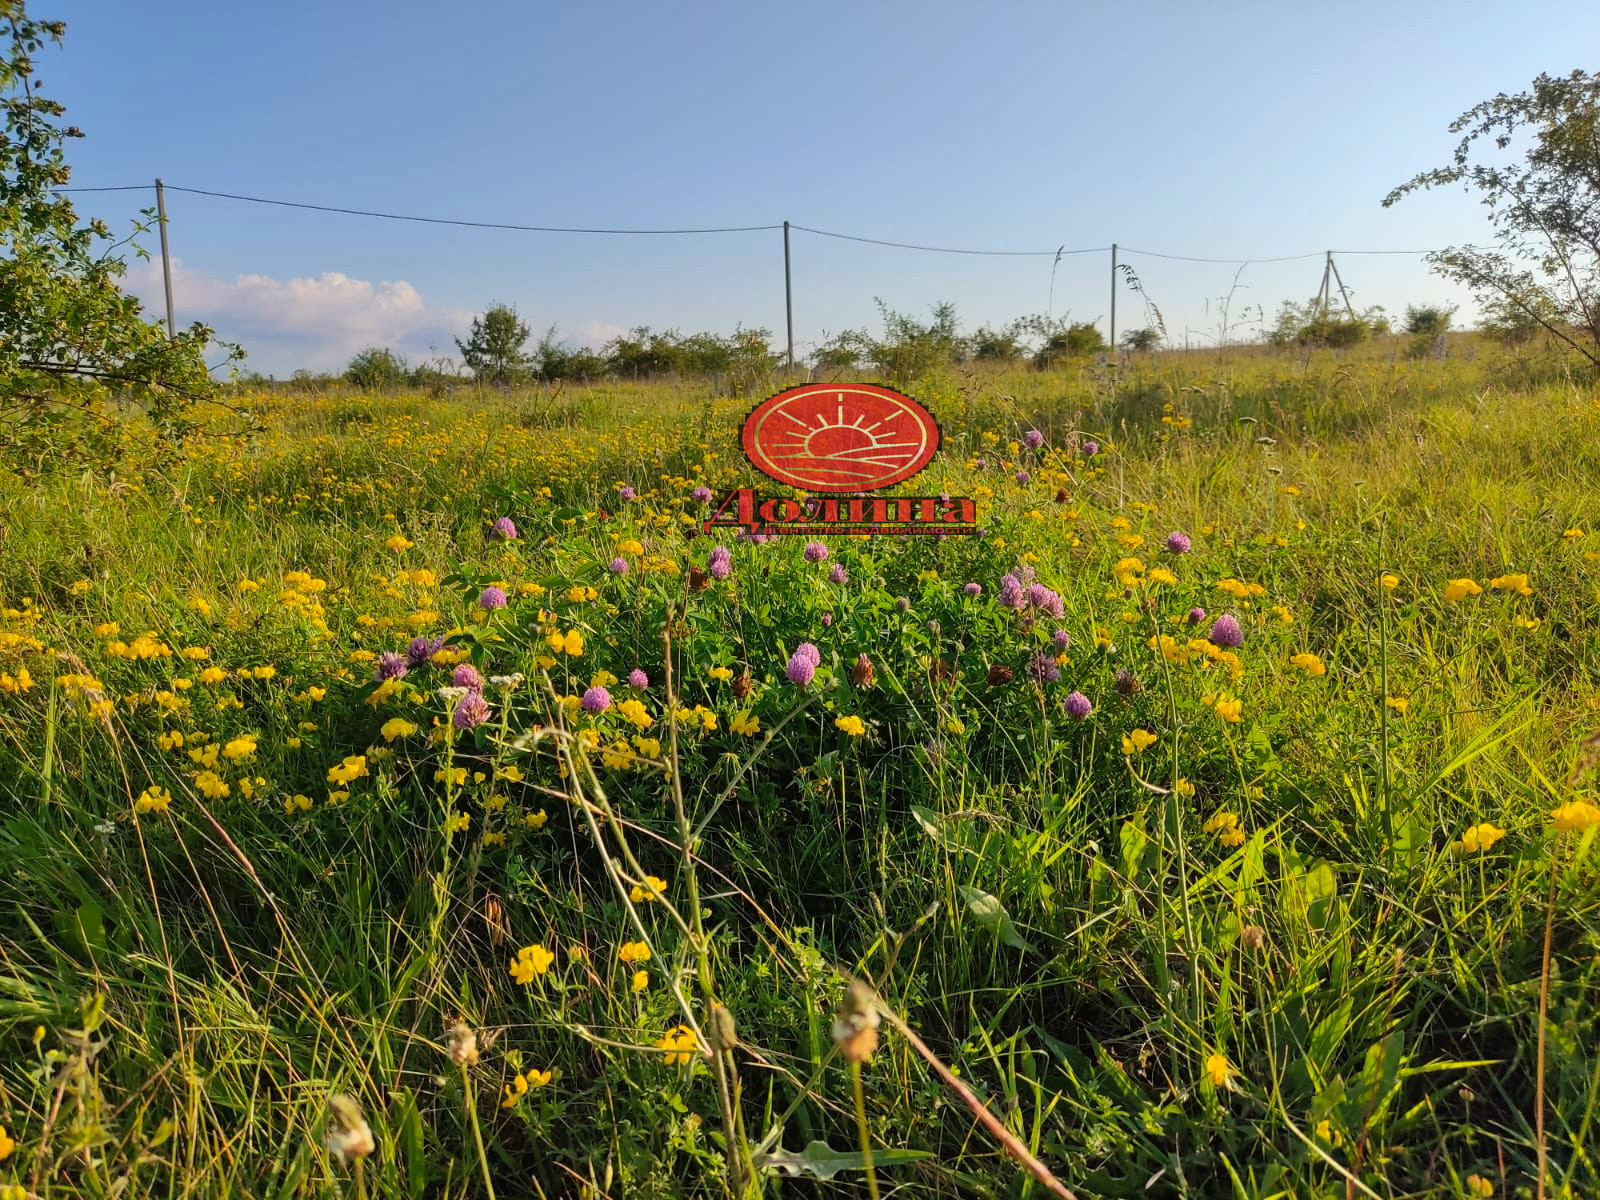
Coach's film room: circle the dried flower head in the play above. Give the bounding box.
[830,979,881,1064]
[446,1021,480,1066]
[851,653,876,688]
[325,1094,375,1165]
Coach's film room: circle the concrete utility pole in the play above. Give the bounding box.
[783,220,794,370]
[1109,243,1118,350]
[155,178,175,336]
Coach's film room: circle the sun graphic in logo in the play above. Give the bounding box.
[741,384,940,491]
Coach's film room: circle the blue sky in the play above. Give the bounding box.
[45,0,1596,375]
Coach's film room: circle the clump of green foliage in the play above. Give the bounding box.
[0,2,227,475]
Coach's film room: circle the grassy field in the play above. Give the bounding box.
[1,340,1598,1199]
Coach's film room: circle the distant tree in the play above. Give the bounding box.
[530,326,605,382]
[1384,69,1600,367]
[1031,320,1106,369]
[866,300,963,384]
[605,326,685,377]
[1121,327,1161,352]
[811,330,871,371]
[1480,293,1558,345]
[344,346,409,390]
[456,303,531,385]
[1266,300,1388,349]
[969,323,1026,360]
[1,4,233,472]
[1403,304,1456,337]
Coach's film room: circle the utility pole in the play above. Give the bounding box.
[1329,253,1358,320]
[155,178,175,337]
[783,220,794,372]
[1109,243,1118,350]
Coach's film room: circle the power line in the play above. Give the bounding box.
[50,183,1464,258]
[165,185,783,235]
[791,223,1107,257]
[1120,246,1328,264]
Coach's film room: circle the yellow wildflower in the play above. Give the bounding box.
[135,786,172,814]
[1122,728,1158,755]
[1455,823,1505,853]
[509,944,555,984]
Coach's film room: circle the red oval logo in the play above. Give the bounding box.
[741,384,940,492]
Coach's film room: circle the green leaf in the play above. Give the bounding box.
[957,885,1037,954]
[756,1139,933,1180]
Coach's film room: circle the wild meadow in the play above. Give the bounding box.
[1,341,1599,1199]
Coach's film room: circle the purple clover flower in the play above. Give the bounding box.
[821,612,833,626]
[479,586,508,610]
[1209,613,1244,648]
[453,692,491,729]
[964,582,983,597]
[1052,629,1071,651]
[1082,440,1099,457]
[828,563,848,584]
[804,541,829,562]
[1165,531,1192,554]
[708,545,732,580]
[793,642,821,668]
[786,649,816,686]
[1028,583,1066,620]
[406,635,444,668]
[1187,607,1207,624]
[609,557,628,575]
[1015,471,1032,485]
[374,651,408,682]
[619,485,636,500]
[627,668,649,689]
[491,516,518,540]
[1064,691,1093,719]
[452,663,485,691]
[581,685,612,713]
[691,485,713,504]
[1030,653,1062,684]
[1024,429,1045,449]
[998,574,1026,609]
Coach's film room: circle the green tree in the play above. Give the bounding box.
[1121,327,1161,352]
[344,346,408,390]
[456,303,531,385]
[1403,304,1455,337]
[1,3,227,473]
[1384,69,1600,367]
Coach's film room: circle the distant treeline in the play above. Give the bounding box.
[245,296,1536,392]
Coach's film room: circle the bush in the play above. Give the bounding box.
[1033,321,1106,369]
[343,347,409,391]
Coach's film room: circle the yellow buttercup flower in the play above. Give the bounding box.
[1455,823,1505,853]
[135,786,172,814]
[1290,652,1326,676]
[1122,728,1158,755]
[835,715,866,737]
[1443,578,1483,603]
[630,875,668,902]
[509,944,555,984]
[1489,573,1533,596]
[1205,1052,1233,1088]
[1551,800,1600,835]
[618,940,651,965]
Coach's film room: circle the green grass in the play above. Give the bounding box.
[0,341,1597,1199]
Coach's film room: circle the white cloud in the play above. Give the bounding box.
[579,321,627,347]
[122,258,473,375]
